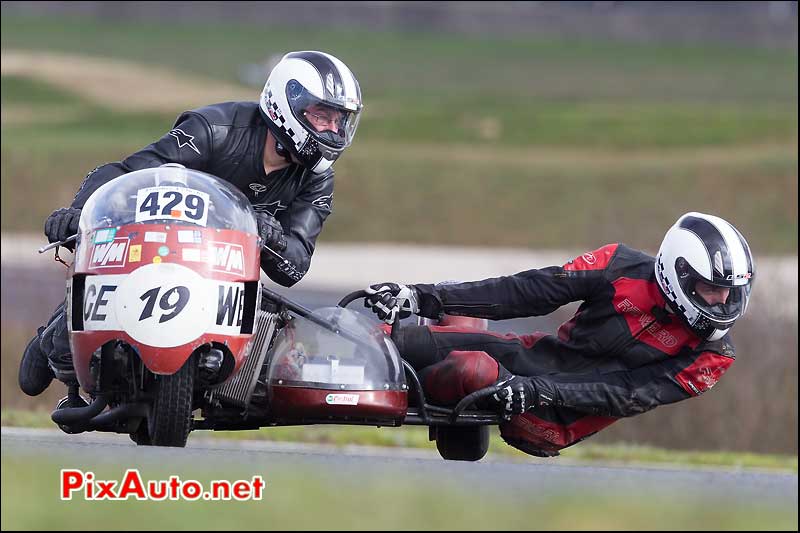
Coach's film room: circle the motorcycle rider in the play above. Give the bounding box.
[19,51,363,396]
[363,212,754,456]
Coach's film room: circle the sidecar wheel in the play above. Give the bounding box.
[147,354,196,447]
[435,425,490,461]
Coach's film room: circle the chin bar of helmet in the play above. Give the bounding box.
[38,234,78,254]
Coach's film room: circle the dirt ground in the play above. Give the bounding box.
[1,49,256,112]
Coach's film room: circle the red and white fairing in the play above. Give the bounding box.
[65,167,262,392]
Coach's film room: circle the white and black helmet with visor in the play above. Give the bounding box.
[655,212,755,341]
[259,51,362,174]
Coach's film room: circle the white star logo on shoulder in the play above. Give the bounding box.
[253,200,287,217]
[169,128,201,155]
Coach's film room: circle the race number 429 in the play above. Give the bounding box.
[135,186,210,227]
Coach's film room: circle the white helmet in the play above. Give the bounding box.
[259,51,363,174]
[655,212,755,341]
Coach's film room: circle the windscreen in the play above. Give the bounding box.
[79,166,258,234]
[267,307,405,391]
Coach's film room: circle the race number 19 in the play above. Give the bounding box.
[139,286,190,323]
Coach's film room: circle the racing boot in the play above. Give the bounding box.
[40,302,76,384]
[19,301,74,396]
[18,326,54,396]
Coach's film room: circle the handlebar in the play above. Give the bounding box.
[337,289,368,308]
[38,234,77,254]
[337,289,402,344]
[451,385,503,423]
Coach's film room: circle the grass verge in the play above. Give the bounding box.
[2,454,796,530]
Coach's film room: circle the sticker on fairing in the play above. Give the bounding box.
[177,230,202,244]
[208,281,247,335]
[83,274,126,331]
[129,245,142,263]
[144,231,167,243]
[135,186,210,227]
[180,243,245,276]
[93,228,117,244]
[325,394,360,406]
[90,238,129,268]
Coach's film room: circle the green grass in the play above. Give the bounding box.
[4,408,796,473]
[1,12,796,148]
[2,75,796,251]
[3,454,796,530]
[1,76,172,147]
[1,13,797,252]
[2,13,797,102]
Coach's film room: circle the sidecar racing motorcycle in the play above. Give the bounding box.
[45,166,503,461]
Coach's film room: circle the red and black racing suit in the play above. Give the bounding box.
[399,243,736,455]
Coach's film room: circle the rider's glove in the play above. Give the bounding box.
[44,207,81,246]
[364,282,420,325]
[491,375,540,421]
[256,212,287,253]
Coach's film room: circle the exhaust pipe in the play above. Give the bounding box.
[51,394,108,425]
[88,403,149,430]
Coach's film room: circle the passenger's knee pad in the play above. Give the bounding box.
[421,350,499,406]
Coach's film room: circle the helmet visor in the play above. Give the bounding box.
[286,81,361,150]
[681,275,750,325]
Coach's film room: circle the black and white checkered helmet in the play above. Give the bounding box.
[259,51,362,174]
[655,212,755,341]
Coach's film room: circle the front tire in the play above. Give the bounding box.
[130,418,152,445]
[146,354,196,447]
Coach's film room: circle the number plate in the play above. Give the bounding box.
[81,264,246,347]
[135,186,210,227]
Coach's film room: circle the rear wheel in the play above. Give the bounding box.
[146,354,196,447]
[435,425,490,461]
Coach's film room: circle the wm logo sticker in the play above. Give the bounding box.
[209,242,244,275]
[91,239,128,268]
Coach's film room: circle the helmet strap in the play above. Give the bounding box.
[274,140,293,164]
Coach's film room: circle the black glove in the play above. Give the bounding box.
[364,282,420,324]
[256,212,287,253]
[44,207,81,245]
[491,375,539,421]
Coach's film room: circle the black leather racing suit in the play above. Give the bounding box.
[72,101,334,287]
[39,102,334,378]
[400,243,737,452]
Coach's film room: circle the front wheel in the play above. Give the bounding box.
[435,425,490,461]
[130,418,152,446]
[146,354,196,447]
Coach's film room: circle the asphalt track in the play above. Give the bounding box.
[2,427,797,509]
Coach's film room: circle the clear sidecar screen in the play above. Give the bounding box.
[267,307,405,391]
